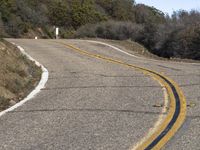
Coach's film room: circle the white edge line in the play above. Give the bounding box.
[0,43,49,117]
[85,40,141,59]
[81,40,199,65]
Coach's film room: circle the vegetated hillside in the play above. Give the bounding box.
[0,40,41,110]
[0,0,199,60]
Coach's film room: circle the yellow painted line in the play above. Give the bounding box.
[56,41,187,150]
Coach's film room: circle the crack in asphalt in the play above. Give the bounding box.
[157,65,183,71]
[48,75,148,80]
[168,74,200,77]
[179,84,200,87]
[187,116,200,119]
[42,85,161,90]
[9,108,166,115]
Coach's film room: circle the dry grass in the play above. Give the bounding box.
[0,40,42,111]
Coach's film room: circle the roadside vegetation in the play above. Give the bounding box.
[0,40,41,110]
[0,0,199,60]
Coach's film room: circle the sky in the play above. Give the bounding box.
[136,0,200,15]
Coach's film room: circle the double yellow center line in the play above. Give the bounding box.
[56,41,187,150]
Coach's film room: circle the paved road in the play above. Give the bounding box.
[0,39,199,149]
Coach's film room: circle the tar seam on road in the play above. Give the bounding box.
[9,108,165,115]
[56,41,187,150]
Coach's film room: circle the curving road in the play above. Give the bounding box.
[0,39,199,150]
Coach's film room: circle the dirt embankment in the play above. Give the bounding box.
[0,40,42,111]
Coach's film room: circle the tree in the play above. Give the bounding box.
[135,23,158,50]
[48,1,71,27]
[96,0,135,22]
[135,4,165,24]
[160,25,200,59]
[71,0,106,29]
[0,0,16,22]
[112,0,135,21]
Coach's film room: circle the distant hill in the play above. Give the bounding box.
[0,0,199,60]
[0,0,165,38]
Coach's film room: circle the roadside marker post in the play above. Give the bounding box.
[56,27,59,39]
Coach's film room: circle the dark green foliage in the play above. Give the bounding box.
[71,0,107,29]
[151,10,200,60]
[96,0,136,22]
[48,1,71,27]
[76,9,200,60]
[0,0,199,60]
[0,0,163,35]
[0,0,15,22]
[76,21,143,40]
[135,4,165,24]
[159,25,200,59]
[135,23,157,50]
[0,0,49,37]
[16,0,49,26]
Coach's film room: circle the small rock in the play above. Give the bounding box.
[187,102,196,108]
[153,104,163,108]
[9,100,16,106]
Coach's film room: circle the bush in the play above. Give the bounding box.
[71,0,107,29]
[76,21,144,40]
[134,23,158,50]
[159,25,200,59]
[75,24,97,38]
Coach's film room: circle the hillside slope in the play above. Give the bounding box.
[0,0,164,38]
[0,40,41,110]
[0,0,199,60]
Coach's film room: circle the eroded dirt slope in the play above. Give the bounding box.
[0,40,41,110]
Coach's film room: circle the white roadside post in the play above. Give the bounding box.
[55,27,59,39]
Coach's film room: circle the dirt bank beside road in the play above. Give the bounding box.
[0,40,41,111]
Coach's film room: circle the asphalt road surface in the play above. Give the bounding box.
[0,39,199,150]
